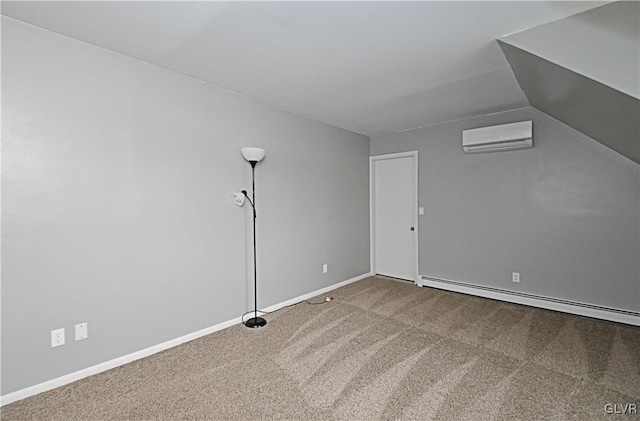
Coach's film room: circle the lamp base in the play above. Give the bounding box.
[244,316,267,328]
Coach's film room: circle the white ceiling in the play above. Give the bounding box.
[1,1,608,137]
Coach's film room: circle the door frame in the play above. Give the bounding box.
[369,151,419,282]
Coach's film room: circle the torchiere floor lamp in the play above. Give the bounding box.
[240,147,267,328]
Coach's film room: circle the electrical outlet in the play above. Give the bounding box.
[322,264,328,274]
[418,207,425,215]
[512,272,520,283]
[75,323,88,341]
[51,328,65,348]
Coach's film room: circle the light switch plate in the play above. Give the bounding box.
[418,207,425,215]
[75,323,88,341]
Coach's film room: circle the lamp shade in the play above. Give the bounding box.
[241,147,266,163]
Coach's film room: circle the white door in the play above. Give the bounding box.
[372,152,417,281]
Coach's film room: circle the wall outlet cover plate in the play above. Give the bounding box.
[51,328,65,347]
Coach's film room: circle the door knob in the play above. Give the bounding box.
[410,227,415,231]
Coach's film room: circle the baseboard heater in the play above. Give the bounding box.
[420,276,640,322]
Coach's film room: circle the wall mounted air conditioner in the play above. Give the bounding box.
[462,120,533,153]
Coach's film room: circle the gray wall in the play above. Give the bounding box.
[1,17,370,395]
[371,107,639,313]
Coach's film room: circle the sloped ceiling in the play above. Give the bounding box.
[0,1,607,136]
[500,1,639,164]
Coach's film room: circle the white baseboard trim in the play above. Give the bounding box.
[248,271,373,319]
[0,317,241,407]
[418,275,640,326]
[0,272,373,407]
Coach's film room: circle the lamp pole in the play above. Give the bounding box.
[247,161,266,327]
[241,147,267,329]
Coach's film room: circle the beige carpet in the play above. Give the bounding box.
[2,276,639,420]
